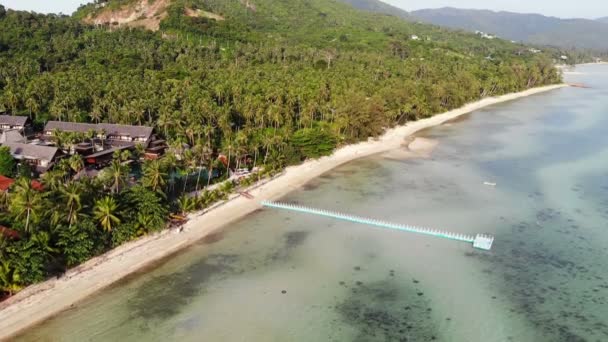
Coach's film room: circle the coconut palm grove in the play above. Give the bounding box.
[0,0,569,297]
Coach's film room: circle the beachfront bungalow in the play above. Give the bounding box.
[4,142,61,173]
[43,121,155,147]
[0,115,31,135]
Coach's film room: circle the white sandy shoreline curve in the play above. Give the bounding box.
[0,83,567,340]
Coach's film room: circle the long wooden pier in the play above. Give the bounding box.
[261,201,494,250]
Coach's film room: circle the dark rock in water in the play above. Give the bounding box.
[339,281,345,286]
[284,231,310,249]
[127,253,239,321]
[334,279,436,340]
[354,266,361,271]
[413,279,420,284]
[356,281,363,286]
[417,292,424,296]
[282,290,287,294]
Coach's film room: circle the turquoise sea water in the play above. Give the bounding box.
[16,65,608,341]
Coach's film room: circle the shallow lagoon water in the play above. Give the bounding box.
[16,65,608,341]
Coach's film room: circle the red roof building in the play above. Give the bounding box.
[0,175,14,191]
[0,175,44,192]
[0,226,20,240]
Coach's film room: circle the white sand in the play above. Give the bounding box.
[0,84,567,339]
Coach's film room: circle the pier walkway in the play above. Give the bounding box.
[261,201,494,250]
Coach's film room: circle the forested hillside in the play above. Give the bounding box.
[1,0,561,140]
[337,0,410,19]
[412,7,608,52]
[0,0,562,296]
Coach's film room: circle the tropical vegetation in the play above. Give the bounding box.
[0,0,563,297]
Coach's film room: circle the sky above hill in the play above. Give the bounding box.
[0,0,89,14]
[0,0,605,19]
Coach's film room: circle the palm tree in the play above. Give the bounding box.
[106,160,127,194]
[68,154,84,175]
[193,144,211,193]
[40,169,65,192]
[0,189,8,211]
[94,196,120,232]
[0,260,22,296]
[142,159,167,193]
[97,128,107,149]
[120,149,131,162]
[8,178,44,234]
[262,132,275,165]
[25,97,39,120]
[60,182,83,227]
[161,153,178,193]
[176,195,196,215]
[181,149,196,193]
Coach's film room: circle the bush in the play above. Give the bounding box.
[291,126,337,160]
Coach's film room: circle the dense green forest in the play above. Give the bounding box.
[0,0,561,297]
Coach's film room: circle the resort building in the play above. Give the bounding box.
[3,142,61,173]
[0,115,31,134]
[0,175,44,192]
[41,121,168,167]
[43,121,155,147]
[0,130,26,144]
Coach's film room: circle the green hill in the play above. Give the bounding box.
[2,0,562,140]
[337,0,410,19]
[412,7,608,52]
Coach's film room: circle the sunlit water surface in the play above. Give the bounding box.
[16,65,608,342]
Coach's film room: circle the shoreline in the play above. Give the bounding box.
[0,83,567,340]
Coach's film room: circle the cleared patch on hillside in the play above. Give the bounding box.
[84,0,170,31]
[83,0,226,31]
[185,8,225,21]
[240,0,257,12]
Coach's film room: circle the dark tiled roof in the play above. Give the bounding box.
[45,121,96,133]
[100,123,153,140]
[44,121,154,140]
[85,145,132,159]
[0,115,28,127]
[0,130,26,144]
[5,142,59,161]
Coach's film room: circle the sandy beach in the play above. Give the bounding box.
[0,83,567,340]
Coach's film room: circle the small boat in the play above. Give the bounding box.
[239,191,254,199]
[483,182,497,187]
